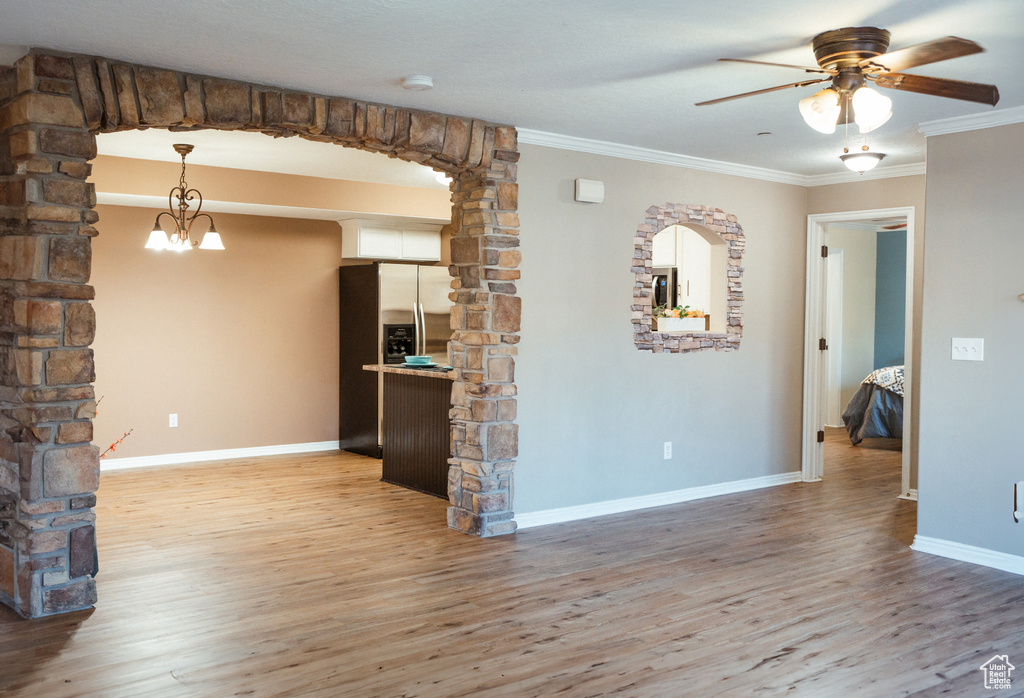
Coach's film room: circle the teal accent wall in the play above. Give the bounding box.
[873,230,906,368]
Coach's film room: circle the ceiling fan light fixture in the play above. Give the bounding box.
[840,148,885,174]
[851,86,893,133]
[798,88,841,134]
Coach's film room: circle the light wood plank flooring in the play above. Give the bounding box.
[2,429,1022,697]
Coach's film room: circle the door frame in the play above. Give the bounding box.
[801,206,916,499]
[825,249,844,427]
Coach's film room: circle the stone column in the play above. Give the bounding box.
[445,126,520,537]
[0,54,99,618]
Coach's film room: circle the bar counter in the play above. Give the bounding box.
[362,364,453,498]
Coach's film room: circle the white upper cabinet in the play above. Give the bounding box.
[678,227,712,311]
[400,228,443,261]
[340,219,443,261]
[651,228,676,267]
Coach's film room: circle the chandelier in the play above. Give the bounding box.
[145,144,224,251]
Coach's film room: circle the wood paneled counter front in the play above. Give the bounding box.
[363,364,453,498]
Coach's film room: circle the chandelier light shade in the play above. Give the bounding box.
[840,146,886,173]
[798,88,841,134]
[146,144,224,251]
[851,86,893,133]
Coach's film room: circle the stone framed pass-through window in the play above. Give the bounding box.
[632,203,744,354]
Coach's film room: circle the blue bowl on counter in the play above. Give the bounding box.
[404,355,432,364]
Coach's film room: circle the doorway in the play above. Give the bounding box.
[801,207,916,500]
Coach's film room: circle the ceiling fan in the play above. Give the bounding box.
[697,27,1000,136]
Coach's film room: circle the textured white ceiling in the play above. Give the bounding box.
[1,0,1022,178]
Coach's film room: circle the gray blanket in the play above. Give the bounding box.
[842,383,903,445]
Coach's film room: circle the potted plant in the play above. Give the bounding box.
[653,305,708,332]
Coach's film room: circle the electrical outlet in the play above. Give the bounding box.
[169,413,178,428]
[663,441,672,460]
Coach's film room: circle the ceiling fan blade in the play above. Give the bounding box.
[871,72,999,106]
[717,58,834,75]
[881,223,907,230]
[860,36,983,73]
[695,77,830,107]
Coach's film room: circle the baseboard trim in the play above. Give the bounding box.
[100,441,340,471]
[515,471,803,529]
[911,535,1024,576]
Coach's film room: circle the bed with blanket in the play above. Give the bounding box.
[841,365,904,445]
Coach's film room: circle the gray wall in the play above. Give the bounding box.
[514,145,807,514]
[917,122,1024,555]
[874,230,907,369]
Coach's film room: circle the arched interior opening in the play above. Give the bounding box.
[0,50,521,618]
[651,223,729,334]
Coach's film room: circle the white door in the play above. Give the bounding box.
[825,250,844,427]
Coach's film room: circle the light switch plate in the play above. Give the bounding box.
[951,337,984,361]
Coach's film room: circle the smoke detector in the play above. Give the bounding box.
[401,75,434,91]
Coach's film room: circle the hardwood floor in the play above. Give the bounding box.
[2,430,1022,696]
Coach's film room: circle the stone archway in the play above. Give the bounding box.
[0,50,521,618]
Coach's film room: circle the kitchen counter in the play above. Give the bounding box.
[362,363,456,380]
[363,363,453,498]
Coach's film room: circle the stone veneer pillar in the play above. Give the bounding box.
[0,53,102,617]
[446,168,520,537]
[0,49,520,618]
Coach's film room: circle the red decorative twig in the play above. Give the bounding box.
[101,428,133,459]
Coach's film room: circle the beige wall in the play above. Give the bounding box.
[91,205,344,460]
[515,144,809,513]
[827,226,878,410]
[808,175,924,488]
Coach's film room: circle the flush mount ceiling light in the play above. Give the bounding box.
[145,144,224,252]
[401,75,434,91]
[698,26,999,136]
[840,145,885,173]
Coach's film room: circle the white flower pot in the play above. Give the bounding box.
[654,316,706,332]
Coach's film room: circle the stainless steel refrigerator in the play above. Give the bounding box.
[338,262,452,457]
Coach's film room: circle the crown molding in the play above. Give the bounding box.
[802,161,927,187]
[517,129,808,186]
[517,128,925,188]
[917,105,1024,137]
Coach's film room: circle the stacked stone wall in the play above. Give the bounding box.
[632,203,745,353]
[0,49,520,618]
